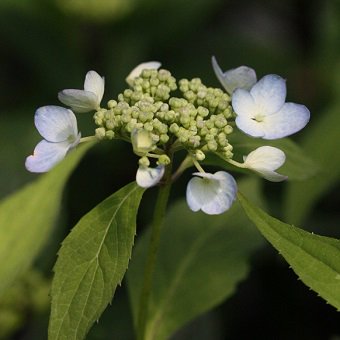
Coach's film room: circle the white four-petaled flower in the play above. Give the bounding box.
[212,56,257,95]
[136,165,165,188]
[58,70,104,113]
[242,146,287,182]
[232,74,310,139]
[126,61,161,86]
[25,106,80,173]
[186,171,237,215]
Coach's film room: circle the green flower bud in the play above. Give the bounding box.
[105,130,115,140]
[158,69,171,81]
[169,123,179,134]
[95,127,106,140]
[105,119,115,130]
[159,134,170,144]
[195,149,205,161]
[158,154,171,165]
[139,156,150,167]
[207,140,218,151]
[107,100,117,109]
[144,122,154,131]
[223,125,233,134]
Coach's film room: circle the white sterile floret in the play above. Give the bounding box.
[242,146,287,182]
[25,106,80,173]
[136,165,165,188]
[58,70,104,113]
[126,61,161,86]
[232,74,310,139]
[186,171,237,215]
[212,56,257,95]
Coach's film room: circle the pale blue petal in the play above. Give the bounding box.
[186,171,237,215]
[250,74,286,115]
[136,165,165,188]
[212,56,257,94]
[25,140,70,173]
[35,106,78,142]
[261,102,310,139]
[58,89,98,113]
[84,70,105,104]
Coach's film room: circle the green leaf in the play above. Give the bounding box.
[0,143,93,296]
[206,133,318,181]
[284,105,340,224]
[127,178,264,340]
[238,192,340,310]
[48,182,145,340]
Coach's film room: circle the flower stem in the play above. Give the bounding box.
[136,162,173,340]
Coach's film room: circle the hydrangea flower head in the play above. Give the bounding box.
[212,56,257,94]
[58,70,104,113]
[232,74,310,139]
[25,106,80,173]
[186,171,237,215]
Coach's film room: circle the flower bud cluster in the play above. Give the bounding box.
[94,68,235,165]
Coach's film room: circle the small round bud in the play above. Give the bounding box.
[144,122,154,131]
[105,130,115,140]
[160,134,170,144]
[107,100,117,109]
[195,150,205,161]
[158,69,171,81]
[197,106,209,117]
[158,154,171,165]
[224,144,233,151]
[223,125,233,134]
[139,156,150,167]
[207,140,218,151]
[95,127,106,140]
[170,123,179,134]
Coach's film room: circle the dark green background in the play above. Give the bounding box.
[0,0,339,339]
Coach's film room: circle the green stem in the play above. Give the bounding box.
[136,162,173,340]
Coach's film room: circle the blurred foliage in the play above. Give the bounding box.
[0,0,339,338]
[0,269,50,340]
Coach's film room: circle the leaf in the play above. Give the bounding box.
[238,192,340,310]
[0,143,93,296]
[205,133,318,181]
[127,178,265,340]
[48,182,145,340]
[284,104,340,224]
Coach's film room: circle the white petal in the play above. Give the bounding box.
[25,140,70,173]
[232,88,257,117]
[186,171,237,215]
[250,74,286,115]
[243,146,287,182]
[58,89,99,113]
[35,106,78,142]
[126,61,161,86]
[212,56,257,94]
[235,116,265,138]
[136,165,165,188]
[261,102,310,139]
[84,70,105,104]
